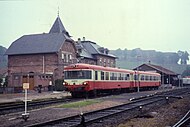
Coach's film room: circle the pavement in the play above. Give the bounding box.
[0,91,71,103]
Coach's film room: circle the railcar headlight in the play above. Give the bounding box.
[63,82,68,85]
[83,82,88,85]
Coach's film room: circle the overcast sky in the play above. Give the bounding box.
[0,0,190,53]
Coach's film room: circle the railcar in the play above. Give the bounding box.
[64,64,161,97]
[182,77,190,86]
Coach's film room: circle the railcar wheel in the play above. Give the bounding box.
[71,92,77,98]
[93,89,97,97]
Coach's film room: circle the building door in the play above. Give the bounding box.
[22,75,34,90]
[29,75,34,90]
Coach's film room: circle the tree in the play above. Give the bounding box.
[178,50,189,65]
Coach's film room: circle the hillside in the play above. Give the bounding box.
[0,46,7,68]
[110,48,188,74]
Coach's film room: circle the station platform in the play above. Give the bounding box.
[0,91,71,103]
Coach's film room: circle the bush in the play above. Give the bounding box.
[54,79,65,91]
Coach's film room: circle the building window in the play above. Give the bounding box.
[107,59,110,67]
[99,58,102,66]
[62,51,72,63]
[110,61,113,67]
[69,54,72,62]
[104,59,106,66]
[14,75,19,80]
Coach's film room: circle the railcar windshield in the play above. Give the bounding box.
[64,70,92,79]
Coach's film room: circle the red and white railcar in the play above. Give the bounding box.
[64,64,161,97]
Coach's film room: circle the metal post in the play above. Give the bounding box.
[25,89,27,114]
[137,69,140,93]
[22,74,29,121]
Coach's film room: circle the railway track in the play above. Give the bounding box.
[172,110,190,127]
[25,88,190,127]
[0,97,75,115]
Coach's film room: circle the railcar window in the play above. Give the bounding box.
[153,76,156,81]
[105,72,109,80]
[110,73,114,80]
[121,73,124,80]
[145,75,149,81]
[125,74,130,80]
[141,75,145,80]
[150,76,152,81]
[95,71,98,80]
[134,74,139,80]
[64,70,92,79]
[114,73,118,80]
[118,73,122,80]
[101,71,104,80]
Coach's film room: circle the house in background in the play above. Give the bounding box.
[133,63,178,86]
[76,37,117,67]
[6,16,77,92]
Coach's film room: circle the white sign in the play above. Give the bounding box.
[23,83,29,89]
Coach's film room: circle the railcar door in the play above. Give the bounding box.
[93,70,98,96]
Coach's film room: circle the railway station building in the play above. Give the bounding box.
[6,16,77,92]
[5,16,116,92]
[134,63,179,86]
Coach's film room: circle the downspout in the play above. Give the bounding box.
[42,55,45,73]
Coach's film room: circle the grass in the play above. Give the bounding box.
[58,99,101,108]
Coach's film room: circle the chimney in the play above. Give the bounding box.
[78,38,81,43]
[82,37,85,41]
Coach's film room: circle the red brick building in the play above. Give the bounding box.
[76,38,117,67]
[6,16,77,91]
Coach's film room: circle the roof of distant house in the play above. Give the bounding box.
[77,41,117,59]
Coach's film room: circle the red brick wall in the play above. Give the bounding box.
[96,55,116,67]
[8,40,77,90]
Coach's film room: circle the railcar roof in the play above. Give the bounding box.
[65,64,160,76]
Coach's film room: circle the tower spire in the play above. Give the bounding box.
[57,7,59,17]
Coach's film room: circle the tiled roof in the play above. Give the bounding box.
[49,16,71,37]
[79,41,117,58]
[6,16,73,55]
[6,33,70,55]
[143,64,176,75]
[75,44,94,59]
